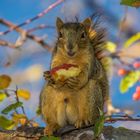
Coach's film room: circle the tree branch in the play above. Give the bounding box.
[0,125,140,140]
[0,0,64,35]
[0,39,16,48]
[0,18,53,51]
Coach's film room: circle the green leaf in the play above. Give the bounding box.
[0,92,7,102]
[40,136,60,140]
[93,108,105,138]
[1,102,23,115]
[120,71,140,93]
[0,115,15,130]
[36,107,41,116]
[120,0,140,8]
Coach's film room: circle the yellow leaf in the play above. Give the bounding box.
[0,93,7,102]
[124,33,140,48]
[17,89,31,100]
[12,113,27,126]
[6,123,16,130]
[0,115,15,130]
[0,75,12,89]
[106,41,117,53]
[31,122,39,127]
[19,118,27,125]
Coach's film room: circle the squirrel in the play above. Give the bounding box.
[40,17,109,135]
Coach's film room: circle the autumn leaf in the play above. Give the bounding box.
[19,118,27,125]
[30,121,39,127]
[0,115,15,130]
[12,113,27,125]
[0,92,7,102]
[0,74,11,89]
[1,102,23,115]
[17,89,31,100]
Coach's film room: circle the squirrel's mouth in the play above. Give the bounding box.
[67,51,75,57]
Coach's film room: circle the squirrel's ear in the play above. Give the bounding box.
[56,17,64,31]
[82,18,92,31]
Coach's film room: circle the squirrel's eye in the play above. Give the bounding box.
[81,32,86,39]
[59,31,63,38]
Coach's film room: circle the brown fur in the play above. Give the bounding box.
[40,17,109,135]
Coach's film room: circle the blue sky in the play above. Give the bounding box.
[0,0,140,129]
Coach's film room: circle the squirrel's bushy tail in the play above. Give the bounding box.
[88,16,110,75]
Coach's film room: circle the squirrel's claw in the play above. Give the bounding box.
[43,71,55,84]
[75,120,83,128]
[85,120,90,126]
[75,119,90,128]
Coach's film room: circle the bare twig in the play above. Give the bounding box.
[117,6,128,47]
[27,24,55,33]
[105,114,140,123]
[106,117,140,123]
[15,86,26,115]
[0,0,64,35]
[118,7,128,35]
[0,19,53,51]
[0,39,16,48]
[109,51,135,69]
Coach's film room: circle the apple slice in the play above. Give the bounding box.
[50,63,81,81]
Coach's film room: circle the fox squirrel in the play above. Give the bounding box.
[40,17,109,135]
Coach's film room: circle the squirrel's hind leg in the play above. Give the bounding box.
[44,123,59,136]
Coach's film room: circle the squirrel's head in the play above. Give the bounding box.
[55,17,92,57]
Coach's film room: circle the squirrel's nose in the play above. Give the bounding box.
[66,43,75,56]
[67,51,75,56]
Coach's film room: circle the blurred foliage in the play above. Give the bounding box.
[124,33,140,48]
[0,115,15,130]
[106,41,117,53]
[1,102,23,115]
[0,75,11,89]
[36,107,41,116]
[93,108,105,138]
[120,71,140,93]
[117,31,140,95]
[121,0,140,8]
[0,92,7,102]
[17,89,30,100]
[0,74,39,130]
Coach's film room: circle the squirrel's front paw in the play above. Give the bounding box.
[43,71,54,84]
[54,80,65,88]
[66,77,80,89]
[44,71,51,80]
